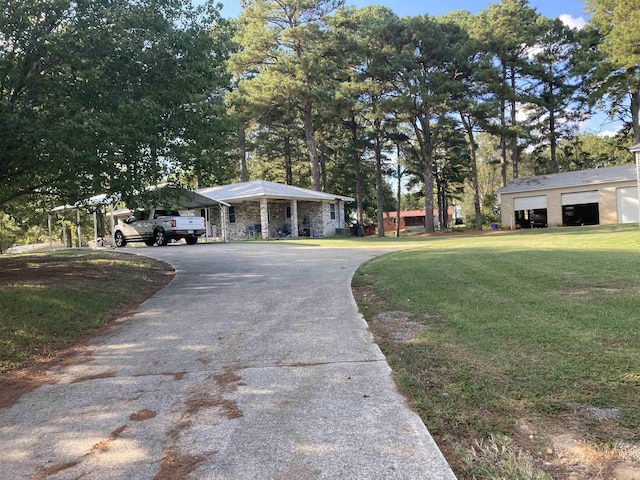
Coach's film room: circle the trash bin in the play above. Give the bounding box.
[353,223,364,237]
[490,223,499,231]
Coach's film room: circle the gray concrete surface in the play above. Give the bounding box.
[0,242,456,479]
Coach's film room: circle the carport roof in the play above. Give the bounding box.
[497,164,637,195]
[197,180,355,203]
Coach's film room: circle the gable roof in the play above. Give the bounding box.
[497,164,637,195]
[197,180,354,203]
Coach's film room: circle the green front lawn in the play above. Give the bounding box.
[0,251,173,373]
[353,225,640,478]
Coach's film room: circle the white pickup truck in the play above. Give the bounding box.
[113,209,206,247]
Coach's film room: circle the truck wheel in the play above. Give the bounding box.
[185,237,198,245]
[154,229,167,246]
[114,231,127,247]
[144,239,155,246]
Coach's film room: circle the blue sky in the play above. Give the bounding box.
[216,0,589,26]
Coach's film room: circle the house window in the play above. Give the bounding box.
[330,203,336,220]
[286,206,291,218]
[229,205,236,224]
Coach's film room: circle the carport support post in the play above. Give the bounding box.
[77,209,82,248]
[260,198,269,240]
[631,143,640,228]
[93,210,98,248]
[291,200,299,238]
[110,207,116,247]
[48,214,53,251]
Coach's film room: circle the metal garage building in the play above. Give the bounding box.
[497,164,639,229]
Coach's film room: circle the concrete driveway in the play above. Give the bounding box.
[0,242,455,479]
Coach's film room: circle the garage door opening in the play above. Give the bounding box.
[561,191,599,226]
[515,209,547,228]
[563,204,599,226]
[514,195,548,229]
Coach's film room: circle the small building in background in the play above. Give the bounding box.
[383,208,454,233]
[497,164,639,229]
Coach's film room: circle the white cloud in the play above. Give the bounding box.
[559,14,586,30]
[597,128,622,138]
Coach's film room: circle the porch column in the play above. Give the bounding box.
[221,204,228,243]
[260,198,269,239]
[291,200,299,237]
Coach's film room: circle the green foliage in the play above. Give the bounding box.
[584,0,640,143]
[0,213,22,254]
[230,0,345,191]
[480,191,500,225]
[586,0,640,70]
[0,0,234,209]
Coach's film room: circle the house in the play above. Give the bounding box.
[497,164,639,229]
[383,208,454,233]
[197,180,354,240]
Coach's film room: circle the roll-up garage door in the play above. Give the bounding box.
[514,195,547,210]
[617,186,639,223]
[561,191,598,205]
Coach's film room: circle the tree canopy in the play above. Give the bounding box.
[0,0,234,209]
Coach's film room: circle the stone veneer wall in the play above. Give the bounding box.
[207,200,346,240]
[229,201,261,238]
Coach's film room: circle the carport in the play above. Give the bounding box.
[49,194,120,248]
[49,187,230,248]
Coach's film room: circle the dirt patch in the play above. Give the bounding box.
[371,311,425,342]
[166,367,244,440]
[510,419,640,479]
[0,370,59,409]
[546,432,640,479]
[213,370,244,393]
[30,460,82,480]
[69,371,117,384]
[130,409,157,421]
[154,448,214,480]
[90,425,128,453]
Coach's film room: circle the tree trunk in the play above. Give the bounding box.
[284,135,292,185]
[350,116,364,225]
[318,141,327,192]
[462,117,483,230]
[239,123,248,182]
[374,123,385,237]
[396,144,402,238]
[549,107,558,173]
[510,67,519,179]
[303,100,320,191]
[631,85,640,145]
[500,99,508,187]
[412,117,435,233]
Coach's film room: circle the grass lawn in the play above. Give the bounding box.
[353,225,640,479]
[0,251,173,373]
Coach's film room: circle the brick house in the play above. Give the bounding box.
[197,180,354,241]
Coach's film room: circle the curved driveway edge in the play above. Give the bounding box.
[0,242,456,479]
